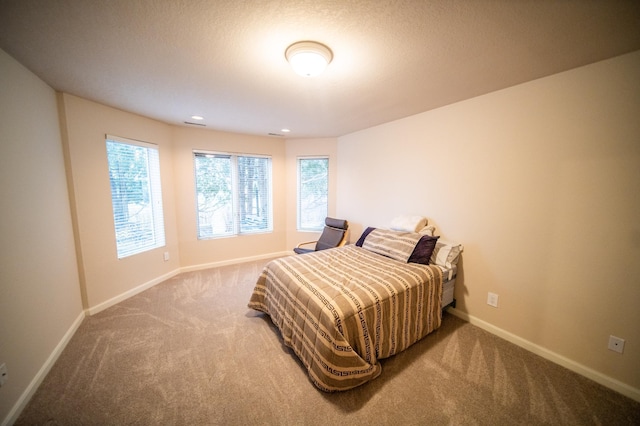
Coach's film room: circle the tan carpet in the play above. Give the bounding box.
[17,258,640,425]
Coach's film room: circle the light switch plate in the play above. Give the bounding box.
[487,292,499,308]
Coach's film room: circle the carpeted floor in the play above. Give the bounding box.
[16,257,640,425]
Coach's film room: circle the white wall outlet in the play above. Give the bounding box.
[608,335,625,354]
[163,251,170,262]
[487,292,499,308]
[0,363,7,387]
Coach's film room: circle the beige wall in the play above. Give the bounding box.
[285,138,339,250]
[171,126,288,268]
[59,94,180,312]
[0,50,83,423]
[337,51,640,396]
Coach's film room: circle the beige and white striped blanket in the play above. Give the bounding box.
[248,245,443,391]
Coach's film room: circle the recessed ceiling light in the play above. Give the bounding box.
[281,128,291,133]
[285,41,333,77]
[191,115,204,120]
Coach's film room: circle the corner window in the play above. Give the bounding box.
[106,135,165,258]
[297,157,328,231]
[194,151,272,238]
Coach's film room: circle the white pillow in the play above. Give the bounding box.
[390,215,427,233]
[430,241,464,268]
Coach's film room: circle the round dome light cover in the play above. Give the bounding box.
[285,41,333,77]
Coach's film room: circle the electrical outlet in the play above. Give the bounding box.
[163,251,170,262]
[0,363,7,387]
[608,335,625,354]
[487,292,499,308]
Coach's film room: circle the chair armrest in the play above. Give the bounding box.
[296,240,318,249]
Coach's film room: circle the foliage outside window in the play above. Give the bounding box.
[298,157,329,231]
[194,152,272,238]
[106,136,166,259]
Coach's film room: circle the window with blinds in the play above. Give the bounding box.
[106,135,166,258]
[194,151,272,239]
[297,157,328,231]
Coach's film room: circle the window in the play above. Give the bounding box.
[297,157,329,231]
[194,152,272,238]
[106,135,165,258]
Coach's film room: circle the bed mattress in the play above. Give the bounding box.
[248,245,444,391]
[434,265,457,308]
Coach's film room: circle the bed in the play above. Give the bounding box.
[248,227,462,391]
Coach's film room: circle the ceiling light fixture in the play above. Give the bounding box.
[285,41,333,77]
[191,115,204,120]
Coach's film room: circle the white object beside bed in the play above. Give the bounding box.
[441,270,456,308]
[390,214,427,232]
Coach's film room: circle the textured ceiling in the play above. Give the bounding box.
[1,0,639,138]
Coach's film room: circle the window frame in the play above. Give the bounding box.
[106,134,166,259]
[193,150,273,239]
[297,156,329,232]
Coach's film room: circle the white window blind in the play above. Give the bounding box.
[106,135,166,258]
[194,151,272,238]
[297,157,328,231]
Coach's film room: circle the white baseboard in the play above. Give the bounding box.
[86,268,182,316]
[87,251,290,315]
[179,251,291,273]
[447,307,640,403]
[2,311,85,426]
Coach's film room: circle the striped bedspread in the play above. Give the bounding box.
[248,245,443,391]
